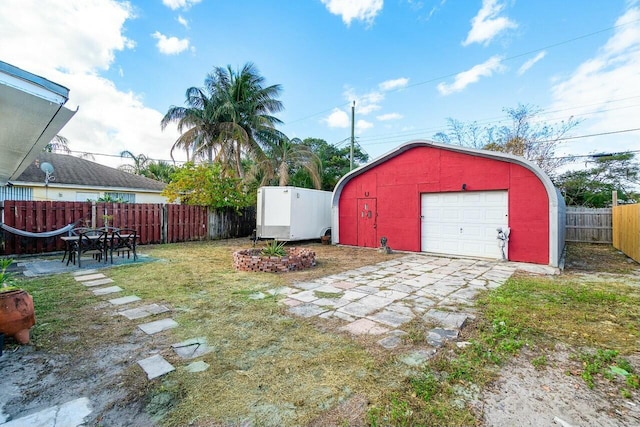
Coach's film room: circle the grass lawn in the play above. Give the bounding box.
[13,240,640,426]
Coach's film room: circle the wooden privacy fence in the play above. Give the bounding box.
[565,207,612,243]
[0,201,255,255]
[613,204,640,263]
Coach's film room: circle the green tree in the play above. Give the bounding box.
[161,63,284,178]
[118,151,150,175]
[251,136,322,189]
[141,161,176,183]
[44,135,71,154]
[434,104,581,176]
[161,162,252,210]
[554,153,640,207]
[289,138,368,190]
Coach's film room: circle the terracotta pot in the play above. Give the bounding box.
[0,289,36,344]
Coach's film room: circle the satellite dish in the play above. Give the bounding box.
[40,162,54,174]
[40,162,55,185]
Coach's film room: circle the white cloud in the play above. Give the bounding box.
[177,15,189,29]
[0,0,183,168]
[152,32,191,55]
[323,108,350,128]
[518,51,547,75]
[378,77,409,91]
[356,119,374,133]
[162,0,201,11]
[321,0,383,26]
[376,113,403,121]
[344,87,384,115]
[437,55,505,95]
[549,6,640,156]
[0,0,134,74]
[462,0,517,46]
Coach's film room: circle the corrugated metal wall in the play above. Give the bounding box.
[0,186,32,201]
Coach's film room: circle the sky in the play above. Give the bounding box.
[1,0,638,171]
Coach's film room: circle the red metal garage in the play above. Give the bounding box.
[331,140,566,267]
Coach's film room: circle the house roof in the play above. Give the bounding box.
[0,60,77,185]
[14,152,166,192]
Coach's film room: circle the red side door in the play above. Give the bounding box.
[357,198,377,248]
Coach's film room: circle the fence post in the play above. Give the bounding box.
[612,191,618,207]
[91,201,97,229]
[162,204,168,244]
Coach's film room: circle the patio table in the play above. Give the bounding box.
[60,228,137,267]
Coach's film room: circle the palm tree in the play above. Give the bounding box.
[44,135,71,154]
[141,161,176,183]
[161,63,284,178]
[118,151,151,175]
[251,136,322,189]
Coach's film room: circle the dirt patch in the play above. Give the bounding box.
[481,346,640,427]
[565,243,639,274]
[0,339,154,426]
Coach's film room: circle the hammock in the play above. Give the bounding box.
[0,222,76,238]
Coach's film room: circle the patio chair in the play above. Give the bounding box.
[109,228,137,263]
[75,229,109,267]
[64,227,97,265]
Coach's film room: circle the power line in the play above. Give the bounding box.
[355,98,640,146]
[66,150,187,165]
[358,126,640,150]
[285,19,640,126]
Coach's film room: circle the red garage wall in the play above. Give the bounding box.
[338,146,550,264]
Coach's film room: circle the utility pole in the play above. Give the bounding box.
[350,100,355,170]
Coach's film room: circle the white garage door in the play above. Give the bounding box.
[421,191,508,258]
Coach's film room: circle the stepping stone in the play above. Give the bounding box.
[339,318,389,335]
[118,304,170,320]
[288,303,328,318]
[82,278,114,287]
[138,318,178,335]
[72,269,98,276]
[367,309,414,328]
[399,349,436,366]
[172,337,213,359]
[137,354,175,379]
[92,286,123,296]
[75,273,106,282]
[185,361,210,373]
[423,309,468,329]
[109,295,141,306]
[377,335,404,349]
[281,298,302,307]
[426,328,459,348]
[1,397,92,427]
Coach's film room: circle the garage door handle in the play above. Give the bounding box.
[460,227,463,233]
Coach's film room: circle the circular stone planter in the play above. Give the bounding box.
[233,248,316,272]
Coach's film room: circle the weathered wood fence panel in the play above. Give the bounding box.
[565,207,612,243]
[166,204,208,243]
[208,207,256,240]
[1,201,92,255]
[613,204,640,263]
[1,201,255,255]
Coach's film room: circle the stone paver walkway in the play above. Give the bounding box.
[281,254,555,353]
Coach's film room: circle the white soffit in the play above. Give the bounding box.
[0,60,77,185]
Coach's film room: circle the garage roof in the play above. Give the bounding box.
[0,60,77,185]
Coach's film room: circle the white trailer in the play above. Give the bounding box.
[256,186,332,241]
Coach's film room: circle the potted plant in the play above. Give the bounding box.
[0,258,35,344]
